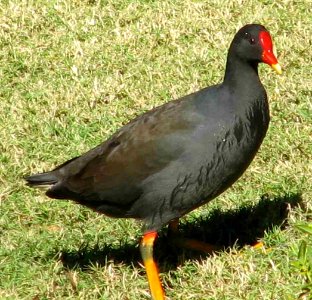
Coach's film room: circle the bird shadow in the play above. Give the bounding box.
[57,193,303,272]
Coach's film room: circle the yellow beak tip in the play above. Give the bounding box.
[272,63,282,75]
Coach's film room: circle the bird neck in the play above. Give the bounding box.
[222,54,262,90]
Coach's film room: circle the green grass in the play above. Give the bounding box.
[1,0,311,299]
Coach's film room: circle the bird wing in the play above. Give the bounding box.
[53,96,201,205]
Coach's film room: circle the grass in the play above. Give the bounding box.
[0,0,311,299]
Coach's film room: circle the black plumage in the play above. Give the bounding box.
[25,24,281,299]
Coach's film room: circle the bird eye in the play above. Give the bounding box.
[244,32,256,45]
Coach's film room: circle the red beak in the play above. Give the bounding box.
[259,31,282,74]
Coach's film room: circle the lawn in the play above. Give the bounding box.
[0,0,311,299]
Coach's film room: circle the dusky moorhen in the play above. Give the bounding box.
[25,24,281,299]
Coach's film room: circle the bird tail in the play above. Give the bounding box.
[25,171,58,187]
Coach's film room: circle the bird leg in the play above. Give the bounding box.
[140,231,165,300]
[169,220,265,252]
[168,219,219,254]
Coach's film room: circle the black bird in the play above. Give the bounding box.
[25,24,281,299]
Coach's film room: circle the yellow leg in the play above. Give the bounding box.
[140,232,165,300]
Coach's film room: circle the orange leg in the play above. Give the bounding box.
[140,232,165,300]
[169,220,264,252]
[169,219,219,254]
